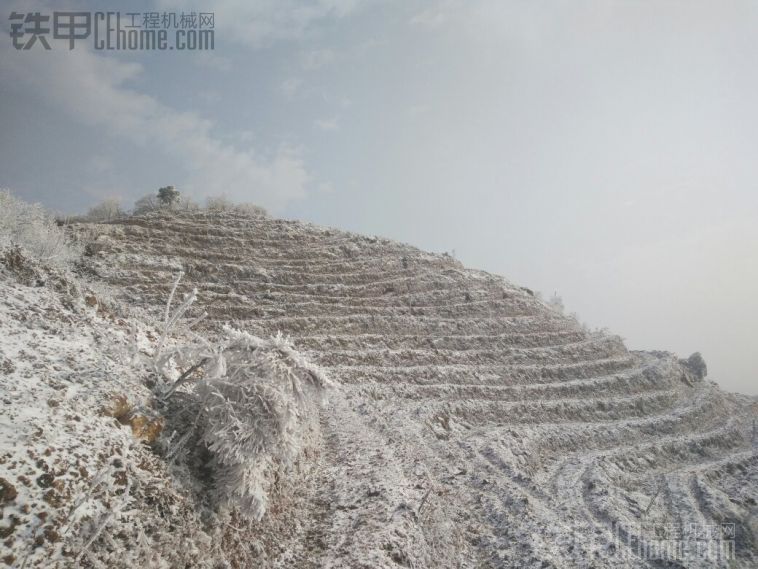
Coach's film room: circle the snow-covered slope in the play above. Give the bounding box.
[0,255,216,567]
[2,208,755,568]
[0,250,329,568]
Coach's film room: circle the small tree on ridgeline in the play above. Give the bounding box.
[548,292,565,314]
[157,185,180,207]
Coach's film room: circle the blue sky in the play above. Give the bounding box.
[1,0,757,394]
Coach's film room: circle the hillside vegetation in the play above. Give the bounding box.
[1,200,756,568]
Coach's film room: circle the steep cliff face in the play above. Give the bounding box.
[62,209,756,568]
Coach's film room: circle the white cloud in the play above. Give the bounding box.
[236,130,257,143]
[195,89,223,105]
[87,155,115,175]
[408,104,430,117]
[0,42,309,212]
[301,48,336,70]
[410,6,451,29]
[314,117,340,131]
[316,181,335,194]
[281,77,304,99]
[193,51,234,72]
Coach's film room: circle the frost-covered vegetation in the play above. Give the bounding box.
[0,189,81,265]
[66,206,756,568]
[83,198,122,222]
[0,193,326,567]
[78,188,268,220]
[205,195,268,216]
[151,273,329,522]
[1,192,756,568]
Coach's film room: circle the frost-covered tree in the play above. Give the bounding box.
[682,352,707,380]
[0,189,79,264]
[133,193,159,214]
[85,198,122,221]
[134,188,191,214]
[175,195,200,211]
[548,292,565,313]
[206,195,233,211]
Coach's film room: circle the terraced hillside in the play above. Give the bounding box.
[73,210,756,568]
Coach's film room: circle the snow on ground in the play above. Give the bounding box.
[2,207,757,568]
[0,254,217,567]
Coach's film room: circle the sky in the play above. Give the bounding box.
[1,0,756,394]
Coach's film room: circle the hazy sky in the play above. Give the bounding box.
[1,1,756,394]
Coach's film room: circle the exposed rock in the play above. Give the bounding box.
[0,477,17,505]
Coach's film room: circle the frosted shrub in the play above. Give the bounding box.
[0,189,80,265]
[85,198,123,221]
[206,195,233,211]
[155,273,329,521]
[197,328,329,520]
[175,195,201,211]
[205,196,268,217]
[133,193,159,214]
[233,202,268,217]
